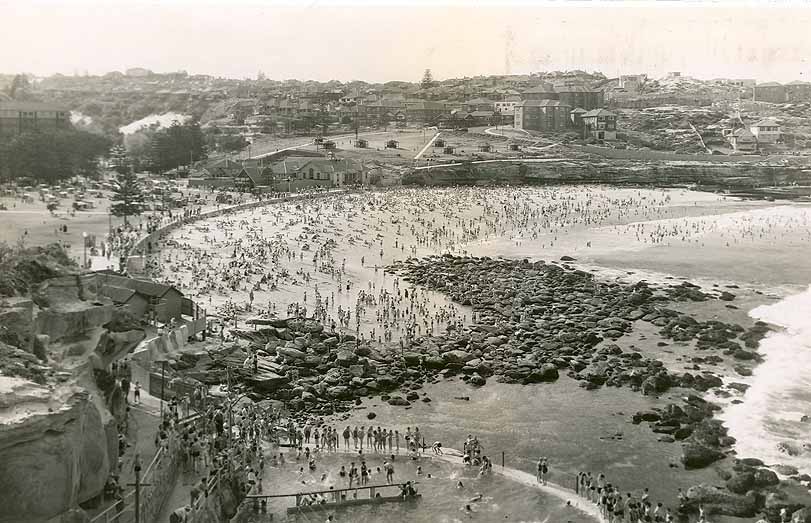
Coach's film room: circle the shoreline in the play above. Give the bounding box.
[147,185,811,521]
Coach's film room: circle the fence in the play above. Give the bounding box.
[89,415,202,523]
[89,445,178,523]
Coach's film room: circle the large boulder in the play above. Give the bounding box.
[387,395,410,406]
[683,484,757,518]
[753,468,780,487]
[335,350,358,367]
[278,346,306,360]
[402,352,422,367]
[725,471,755,494]
[763,483,811,522]
[326,386,353,400]
[681,442,724,469]
[423,356,446,370]
[526,364,559,383]
[442,350,473,364]
[577,361,611,384]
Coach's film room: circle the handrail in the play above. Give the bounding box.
[246,481,418,499]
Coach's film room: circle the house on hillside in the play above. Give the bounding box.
[569,107,588,129]
[0,101,70,138]
[786,81,811,102]
[405,100,447,123]
[556,86,605,111]
[514,100,571,132]
[750,118,781,144]
[581,109,618,140]
[464,98,495,112]
[97,274,186,324]
[753,82,787,103]
[494,95,522,115]
[618,74,647,92]
[197,157,244,178]
[724,128,758,152]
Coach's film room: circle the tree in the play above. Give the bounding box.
[6,74,31,99]
[421,69,434,90]
[109,149,144,224]
[147,120,207,173]
[0,128,109,183]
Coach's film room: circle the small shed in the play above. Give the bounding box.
[443,146,456,154]
[385,140,399,149]
[355,138,368,148]
[478,143,491,152]
[434,138,446,148]
[509,143,521,151]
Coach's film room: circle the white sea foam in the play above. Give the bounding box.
[721,285,811,471]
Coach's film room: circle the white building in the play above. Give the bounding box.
[750,118,781,144]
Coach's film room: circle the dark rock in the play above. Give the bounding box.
[683,484,757,517]
[387,396,410,406]
[681,442,724,469]
[753,468,779,487]
[725,471,755,494]
[526,364,559,383]
[367,412,376,420]
[773,464,799,476]
[469,374,486,386]
[402,352,422,367]
[733,365,753,377]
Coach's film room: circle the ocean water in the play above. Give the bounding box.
[721,286,811,472]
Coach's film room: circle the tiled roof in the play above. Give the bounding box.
[751,118,780,128]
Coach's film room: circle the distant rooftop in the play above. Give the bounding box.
[0,101,69,112]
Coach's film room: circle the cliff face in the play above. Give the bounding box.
[0,379,114,523]
[0,273,145,523]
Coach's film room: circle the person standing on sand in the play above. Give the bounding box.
[133,381,141,403]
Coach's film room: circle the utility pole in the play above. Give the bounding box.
[159,360,167,419]
[127,454,151,523]
[226,366,233,453]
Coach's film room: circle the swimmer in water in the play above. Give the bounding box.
[469,493,483,503]
[457,481,464,489]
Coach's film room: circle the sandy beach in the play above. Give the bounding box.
[145,185,811,522]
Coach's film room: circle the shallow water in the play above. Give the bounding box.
[249,453,592,523]
[322,377,722,510]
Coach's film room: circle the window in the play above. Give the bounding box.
[308,168,314,179]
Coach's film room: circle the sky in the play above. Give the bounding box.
[1,0,810,83]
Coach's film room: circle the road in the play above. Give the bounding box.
[484,126,531,139]
[414,157,568,171]
[414,131,441,160]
